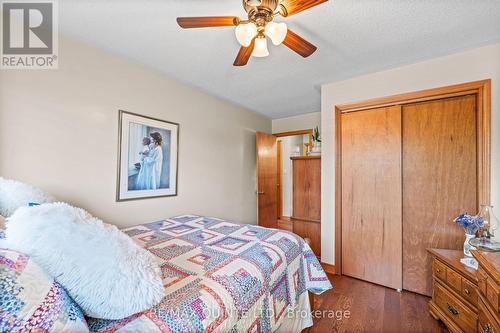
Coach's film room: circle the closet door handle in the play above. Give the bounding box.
[256,191,265,195]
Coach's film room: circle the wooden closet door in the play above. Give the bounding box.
[402,95,477,296]
[341,105,403,290]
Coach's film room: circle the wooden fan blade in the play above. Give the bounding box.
[177,16,238,29]
[283,29,317,58]
[280,0,328,17]
[233,39,256,66]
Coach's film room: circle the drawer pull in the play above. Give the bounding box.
[464,288,470,295]
[485,323,495,333]
[447,303,459,316]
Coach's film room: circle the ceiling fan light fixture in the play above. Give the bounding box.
[246,0,262,7]
[265,21,288,45]
[176,0,327,66]
[235,22,258,47]
[252,36,269,58]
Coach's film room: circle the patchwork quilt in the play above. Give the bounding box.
[87,215,332,333]
[0,248,89,333]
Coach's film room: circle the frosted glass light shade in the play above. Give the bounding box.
[252,36,269,57]
[235,23,258,47]
[265,22,288,45]
[246,0,262,6]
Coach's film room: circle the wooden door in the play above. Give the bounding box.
[256,132,278,228]
[402,95,477,296]
[341,105,403,290]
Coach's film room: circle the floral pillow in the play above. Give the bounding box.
[0,248,89,333]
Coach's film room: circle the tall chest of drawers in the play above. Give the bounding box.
[290,156,321,257]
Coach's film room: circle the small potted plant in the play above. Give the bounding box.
[310,126,321,155]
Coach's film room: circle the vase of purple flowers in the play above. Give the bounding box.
[454,213,484,257]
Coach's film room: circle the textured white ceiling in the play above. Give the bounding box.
[59,0,500,119]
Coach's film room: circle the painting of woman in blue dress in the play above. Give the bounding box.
[117,111,178,201]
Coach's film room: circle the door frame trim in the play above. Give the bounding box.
[334,79,491,275]
[273,129,314,148]
[274,129,314,138]
[277,139,283,218]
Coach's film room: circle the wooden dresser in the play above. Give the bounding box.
[290,155,321,257]
[428,248,500,333]
[472,250,500,333]
[428,248,479,333]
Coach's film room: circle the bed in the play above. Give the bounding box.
[86,215,332,332]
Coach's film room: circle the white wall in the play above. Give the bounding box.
[272,112,320,133]
[321,43,500,265]
[0,37,271,227]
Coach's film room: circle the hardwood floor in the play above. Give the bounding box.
[305,275,448,333]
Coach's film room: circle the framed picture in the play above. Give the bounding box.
[117,110,179,201]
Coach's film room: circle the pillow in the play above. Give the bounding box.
[0,177,55,217]
[0,248,89,333]
[6,203,165,320]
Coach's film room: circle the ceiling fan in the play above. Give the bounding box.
[176,0,328,66]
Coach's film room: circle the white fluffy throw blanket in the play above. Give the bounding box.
[6,203,165,320]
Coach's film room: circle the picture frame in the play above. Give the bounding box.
[116,110,179,201]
